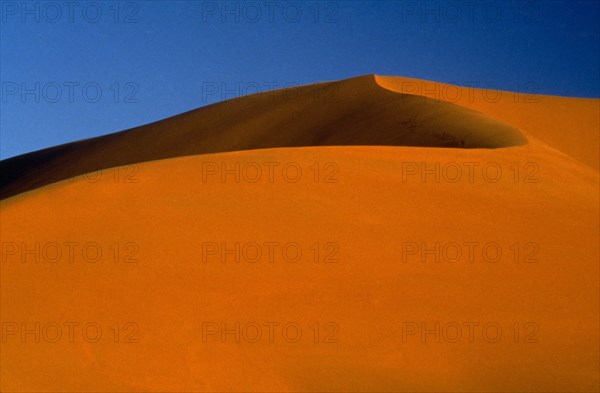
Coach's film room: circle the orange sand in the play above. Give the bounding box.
[1,75,598,392]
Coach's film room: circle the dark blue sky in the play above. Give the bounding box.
[1,0,599,159]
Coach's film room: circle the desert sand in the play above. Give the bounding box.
[1,75,598,392]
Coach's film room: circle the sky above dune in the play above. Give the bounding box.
[1,0,599,158]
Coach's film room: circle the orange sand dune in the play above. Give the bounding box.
[0,75,598,392]
[375,75,600,170]
[0,75,527,199]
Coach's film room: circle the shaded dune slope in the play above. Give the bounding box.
[375,75,600,170]
[0,75,526,199]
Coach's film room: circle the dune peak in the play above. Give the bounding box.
[1,74,529,199]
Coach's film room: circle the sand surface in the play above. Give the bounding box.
[1,75,598,392]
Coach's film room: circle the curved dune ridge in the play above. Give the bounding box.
[0,75,527,199]
[1,75,599,392]
[375,75,600,170]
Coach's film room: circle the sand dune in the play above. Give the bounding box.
[0,75,527,200]
[0,75,598,392]
[375,75,600,170]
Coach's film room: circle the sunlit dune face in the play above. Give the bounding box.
[1,75,598,392]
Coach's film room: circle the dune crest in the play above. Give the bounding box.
[0,75,527,200]
[1,75,598,392]
[374,74,600,170]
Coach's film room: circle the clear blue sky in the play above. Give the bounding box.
[1,0,599,159]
